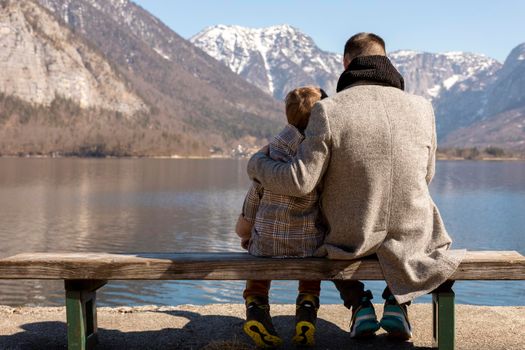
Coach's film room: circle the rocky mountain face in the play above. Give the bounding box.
[485,43,525,117]
[191,25,500,101]
[0,0,145,114]
[388,50,501,101]
[442,107,525,151]
[1,0,283,156]
[36,0,282,119]
[1,1,522,155]
[192,24,524,151]
[440,43,525,151]
[191,24,342,99]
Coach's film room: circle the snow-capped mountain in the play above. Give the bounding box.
[191,24,342,99]
[191,25,501,103]
[485,43,525,118]
[192,24,525,148]
[440,42,525,151]
[389,50,501,100]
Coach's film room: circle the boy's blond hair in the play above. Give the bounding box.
[285,86,322,130]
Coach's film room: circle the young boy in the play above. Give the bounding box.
[236,86,327,348]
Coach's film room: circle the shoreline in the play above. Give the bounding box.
[1,154,524,161]
[0,154,241,160]
[436,155,525,161]
[1,303,523,349]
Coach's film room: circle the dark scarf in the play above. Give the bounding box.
[336,55,404,92]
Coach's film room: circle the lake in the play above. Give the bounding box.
[0,158,523,307]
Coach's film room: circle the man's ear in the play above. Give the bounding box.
[343,53,352,70]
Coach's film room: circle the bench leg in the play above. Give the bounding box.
[432,285,455,350]
[65,280,107,350]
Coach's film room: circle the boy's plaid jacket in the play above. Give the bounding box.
[242,124,324,258]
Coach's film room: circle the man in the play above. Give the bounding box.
[247,33,464,340]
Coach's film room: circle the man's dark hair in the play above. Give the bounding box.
[344,32,386,60]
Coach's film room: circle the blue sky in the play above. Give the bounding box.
[133,0,524,62]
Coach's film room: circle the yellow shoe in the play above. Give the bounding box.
[292,321,316,347]
[243,296,282,348]
[292,294,319,347]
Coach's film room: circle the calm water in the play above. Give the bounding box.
[0,158,523,306]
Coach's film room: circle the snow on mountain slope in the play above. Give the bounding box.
[191,25,501,103]
[389,50,501,100]
[33,0,284,155]
[191,24,342,99]
[192,24,519,144]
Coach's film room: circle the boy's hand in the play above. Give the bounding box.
[235,214,252,250]
[236,214,253,238]
[241,237,250,250]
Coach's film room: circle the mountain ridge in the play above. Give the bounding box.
[191,24,501,101]
[0,2,522,155]
[191,24,342,99]
[0,0,285,156]
[191,24,524,151]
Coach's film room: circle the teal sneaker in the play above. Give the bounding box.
[379,295,412,340]
[349,290,380,338]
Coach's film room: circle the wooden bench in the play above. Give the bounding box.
[0,250,524,350]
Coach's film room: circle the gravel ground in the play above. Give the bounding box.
[0,304,524,349]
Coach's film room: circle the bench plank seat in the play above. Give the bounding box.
[1,250,524,350]
[0,250,523,280]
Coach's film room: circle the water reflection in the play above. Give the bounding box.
[0,158,523,306]
[432,161,525,194]
[432,161,525,253]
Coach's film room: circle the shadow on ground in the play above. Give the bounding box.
[0,310,433,349]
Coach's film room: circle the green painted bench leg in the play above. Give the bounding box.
[65,280,107,350]
[432,284,455,350]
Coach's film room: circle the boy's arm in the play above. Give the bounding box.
[236,182,263,248]
[243,181,263,222]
